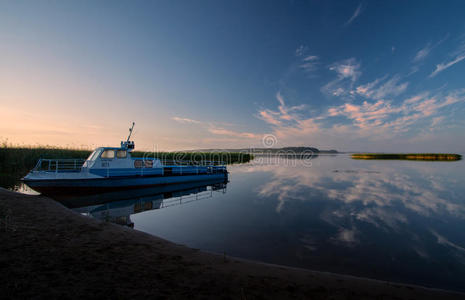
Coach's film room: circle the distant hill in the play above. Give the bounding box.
[184,147,338,154]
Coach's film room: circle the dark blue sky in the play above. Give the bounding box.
[1,0,465,151]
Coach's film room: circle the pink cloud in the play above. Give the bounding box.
[172,116,202,124]
[414,98,437,116]
[259,110,282,126]
[329,100,402,129]
[259,92,307,126]
[431,116,444,127]
[208,127,259,139]
[404,92,428,104]
[253,89,465,150]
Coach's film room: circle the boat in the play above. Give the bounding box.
[23,123,228,194]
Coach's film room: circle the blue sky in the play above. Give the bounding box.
[1,0,465,152]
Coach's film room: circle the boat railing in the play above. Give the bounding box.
[160,184,227,209]
[33,159,86,172]
[31,158,227,175]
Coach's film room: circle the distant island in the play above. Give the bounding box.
[352,153,462,161]
[186,147,339,154]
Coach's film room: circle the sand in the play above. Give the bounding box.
[0,188,463,299]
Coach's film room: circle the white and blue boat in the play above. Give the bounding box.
[23,123,228,194]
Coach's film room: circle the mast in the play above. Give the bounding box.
[121,122,135,151]
[127,122,135,142]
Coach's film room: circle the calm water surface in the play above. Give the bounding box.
[12,154,465,291]
[133,154,465,291]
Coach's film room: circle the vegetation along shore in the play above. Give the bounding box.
[351,153,462,161]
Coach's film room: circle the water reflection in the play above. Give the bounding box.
[51,179,228,227]
[228,157,465,290]
[252,161,464,219]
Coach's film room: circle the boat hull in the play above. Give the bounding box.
[23,173,228,195]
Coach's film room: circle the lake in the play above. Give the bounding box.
[9,154,465,292]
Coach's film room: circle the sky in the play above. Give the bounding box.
[1,0,465,152]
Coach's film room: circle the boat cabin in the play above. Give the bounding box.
[82,145,162,170]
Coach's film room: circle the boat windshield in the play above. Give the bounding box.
[86,149,101,161]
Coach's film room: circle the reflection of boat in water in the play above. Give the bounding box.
[23,123,228,194]
[53,178,228,227]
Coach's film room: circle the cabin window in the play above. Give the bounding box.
[87,150,101,161]
[134,160,143,168]
[101,150,115,159]
[117,150,127,158]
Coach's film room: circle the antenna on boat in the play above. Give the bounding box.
[121,122,135,151]
[127,122,135,142]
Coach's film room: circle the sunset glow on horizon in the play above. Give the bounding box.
[2,1,465,152]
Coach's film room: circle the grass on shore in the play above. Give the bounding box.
[351,153,462,161]
[131,151,253,165]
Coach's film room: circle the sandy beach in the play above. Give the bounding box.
[0,188,463,299]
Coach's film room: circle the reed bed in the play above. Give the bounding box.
[131,151,253,165]
[0,147,91,176]
[351,153,462,161]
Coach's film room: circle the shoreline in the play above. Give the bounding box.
[1,188,463,299]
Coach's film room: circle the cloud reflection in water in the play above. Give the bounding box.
[233,156,465,286]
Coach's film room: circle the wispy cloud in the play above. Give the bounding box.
[328,100,402,129]
[322,58,361,97]
[295,45,307,57]
[293,45,321,74]
[344,3,363,26]
[329,58,361,81]
[259,110,283,126]
[412,35,449,65]
[429,53,465,77]
[413,42,432,62]
[303,55,318,61]
[258,92,321,143]
[427,36,464,77]
[356,75,409,100]
[173,116,261,141]
[172,116,202,124]
[258,92,307,126]
[208,127,259,139]
[431,116,444,127]
[355,76,386,97]
[431,230,465,252]
[404,92,429,104]
[299,55,319,73]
